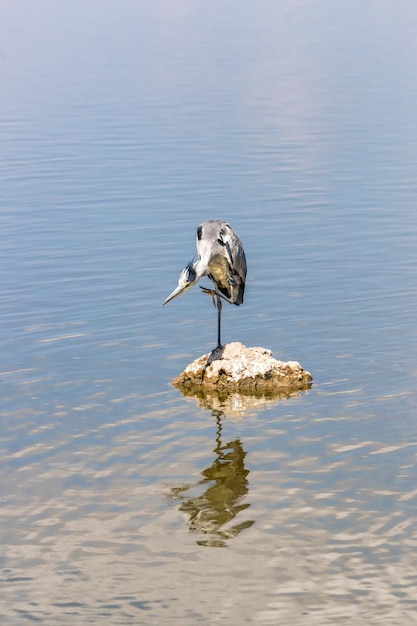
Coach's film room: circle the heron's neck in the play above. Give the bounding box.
[193,258,208,282]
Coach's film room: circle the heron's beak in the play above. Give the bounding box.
[162,284,188,306]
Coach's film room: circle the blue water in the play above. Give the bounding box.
[1,1,417,624]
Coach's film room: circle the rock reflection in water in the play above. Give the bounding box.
[168,412,254,547]
[176,385,310,418]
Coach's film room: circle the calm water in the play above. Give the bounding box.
[1,1,417,624]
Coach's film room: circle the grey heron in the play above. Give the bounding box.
[163,220,247,350]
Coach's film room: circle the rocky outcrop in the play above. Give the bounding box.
[172,342,312,393]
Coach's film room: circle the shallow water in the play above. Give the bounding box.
[1,1,417,624]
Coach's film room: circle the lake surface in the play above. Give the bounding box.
[1,1,417,624]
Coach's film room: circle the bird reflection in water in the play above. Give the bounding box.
[168,412,254,547]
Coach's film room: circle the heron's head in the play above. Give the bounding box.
[162,261,197,305]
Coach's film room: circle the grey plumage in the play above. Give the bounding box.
[163,220,247,349]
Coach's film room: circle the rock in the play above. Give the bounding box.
[172,341,312,393]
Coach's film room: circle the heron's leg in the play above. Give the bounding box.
[216,293,222,350]
[199,287,222,349]
[199,286,217,307]
[199,286,233,306]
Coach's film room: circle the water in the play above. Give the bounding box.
[1,0,417,623]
